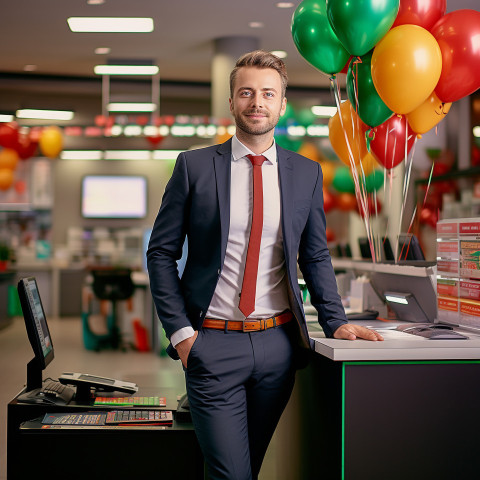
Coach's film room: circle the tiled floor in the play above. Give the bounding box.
[0,316,278,479]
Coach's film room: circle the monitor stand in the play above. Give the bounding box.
[26,357,43,392]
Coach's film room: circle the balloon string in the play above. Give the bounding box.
[330,77,374,261]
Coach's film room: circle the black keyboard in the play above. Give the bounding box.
[105,410,173,425]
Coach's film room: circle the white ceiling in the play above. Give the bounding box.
[1,0,477,89]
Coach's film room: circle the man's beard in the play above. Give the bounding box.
[233,108,280,136]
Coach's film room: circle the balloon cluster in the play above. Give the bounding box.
[0,123,63,192]
[292,0,480,254]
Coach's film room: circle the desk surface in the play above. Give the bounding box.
[307,318,480,362]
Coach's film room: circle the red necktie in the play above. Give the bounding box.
[239,154,267,318]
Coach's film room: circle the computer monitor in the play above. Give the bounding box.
[17,277,54,391]
[398,234,425,261]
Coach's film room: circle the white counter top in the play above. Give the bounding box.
[309,326,480,362]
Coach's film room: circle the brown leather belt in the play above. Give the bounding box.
[203,311,293,332]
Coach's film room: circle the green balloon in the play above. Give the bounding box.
[332,166,355,193]
[346,51,393,128]
[277,102,297,128]
[291,0,350,75]
[274,134,302,152]
[364,169,384,193]
[327,0,400,57]
[297,108,317,127]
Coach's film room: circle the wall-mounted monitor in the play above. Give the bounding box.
[81,175,147,219]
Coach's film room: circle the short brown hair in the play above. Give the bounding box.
[230,50,288,98]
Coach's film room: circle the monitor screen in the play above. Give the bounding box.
[18,277,54,370]
[81,175,147,219]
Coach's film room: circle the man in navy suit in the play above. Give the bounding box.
[147,50,383,480]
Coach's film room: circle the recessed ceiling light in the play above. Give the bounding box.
[271,50,287,59]
[276,2,295,8]
[107,103,157,112]
[94,65,159,75]
[67,17,154,33]
[95,47,111,55]
[23,65,37,72]
[249,21,264,28]
[87,0,105,4]
[16,109,74,121]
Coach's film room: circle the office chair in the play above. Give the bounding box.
[82,268,135,351]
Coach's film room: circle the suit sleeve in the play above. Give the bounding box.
[298,162,348,337]
[146,152,193,342]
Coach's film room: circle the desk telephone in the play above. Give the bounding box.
[17,380,75,406]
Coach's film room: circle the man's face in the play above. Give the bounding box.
[229,66,287,137]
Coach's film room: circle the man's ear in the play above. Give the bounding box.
[229,97,234,114]
[280,97,287,117]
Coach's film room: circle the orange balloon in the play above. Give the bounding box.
[357,152,377,176]
[336,192,357,211]
[39,126,63,158]
[298,142,321,163]
[0,168,14,190]
[319,161,336,187]
[328,101,368,167]
[406,92,451,137]
[215,132,233,144]
[372,25,442,114]
[0,148,19,170]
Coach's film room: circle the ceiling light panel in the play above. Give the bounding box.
[16,109,74,120]
[67,17,154,33]
[94,65,159,75]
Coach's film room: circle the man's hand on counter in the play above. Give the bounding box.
[334,324,384,341]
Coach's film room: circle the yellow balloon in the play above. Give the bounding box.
[357,152,377,176]
[372,25,442,114]
[0,168,14,191]
[0,148,19,170]
[39,126,63,158]
[319,161,335,187]
[328,101,368,167]
[406,92,451,137]
[298,142,321,163]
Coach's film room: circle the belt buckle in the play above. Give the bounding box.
[242,320,260,332]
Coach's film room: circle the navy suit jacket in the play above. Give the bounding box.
[147,139,347,359]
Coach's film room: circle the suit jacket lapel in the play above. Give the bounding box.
[214,140,232,267]
[277,145,294,255]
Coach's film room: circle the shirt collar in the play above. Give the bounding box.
[231,135,277,165]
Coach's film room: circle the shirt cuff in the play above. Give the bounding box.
[171,326,195,348]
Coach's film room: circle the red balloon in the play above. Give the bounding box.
[336,192,357,211]
[15,134,38,160]
[358,196,382,217]
[323,188,336,213]
[431,161,450,177]
[326,227,336,243]
[432,9,480,103]
[0,124,19,149]
[392,0,446,31]
[370,115,415,170]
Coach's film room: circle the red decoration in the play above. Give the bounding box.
[146,135,164,148]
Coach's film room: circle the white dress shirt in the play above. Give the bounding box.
[171,135,290,347]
